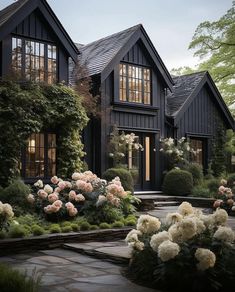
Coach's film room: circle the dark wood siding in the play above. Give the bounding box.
[176,85,228,138]
[97,40,168,189]
[12,9,55,42]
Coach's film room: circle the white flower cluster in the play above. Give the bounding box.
[0,201,14,219]
[126,201,235,271]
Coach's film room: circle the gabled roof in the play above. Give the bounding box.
[78,24,173,89]
[0,0,79,61]
[166,71,206,117]
[166,71,234,130]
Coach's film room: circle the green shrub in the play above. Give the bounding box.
[183,163,203,185]
[16,214,40,226]
[60,221,72,228]
[70,223,79,232]
[61,226,72,233]
[102,168,134,193]
[0,180,31,212]
[49,224,61,234]
[206,178,220,195]
[0,231,6,239]
[9,225,28,238]
[227,173,235,188]
[99,222,111,229]
[112,221,124,228]
[0,263,41,292]
[124,219,136,226]
[162,169,193,196]
[79,222,91,231]
[90,225,99,230]
[191,186,212,198]
[31,225,45,236]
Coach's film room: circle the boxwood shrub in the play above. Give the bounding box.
[162,169,193,196]
[183,163,203,185]
[102,168,134,193]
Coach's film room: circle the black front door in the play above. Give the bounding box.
[127,133,153,191]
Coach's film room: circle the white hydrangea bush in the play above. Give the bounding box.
[126,201,235,291]
[0,201,14,231]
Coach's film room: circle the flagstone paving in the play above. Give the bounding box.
[0,249,156,292]
[1,205,235,291]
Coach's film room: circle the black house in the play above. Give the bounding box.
[0,0,234,192]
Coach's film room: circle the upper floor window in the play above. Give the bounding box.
[12,37,57,84]
[21,133,56,179]
[119,63,151,104]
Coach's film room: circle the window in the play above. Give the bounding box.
[22,133,56,179]
[190,139,203,165]
[12,37,57,84]
[119,63,151,104]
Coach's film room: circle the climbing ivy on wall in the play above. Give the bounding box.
[0,80,88,187]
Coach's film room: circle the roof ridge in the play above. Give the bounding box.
[77,24,142,49]
[173,70,207,79]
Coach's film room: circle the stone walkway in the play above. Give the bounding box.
[0,248,156,292]
[1,205,235,291]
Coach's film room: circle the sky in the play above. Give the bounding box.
[0,0,233,70]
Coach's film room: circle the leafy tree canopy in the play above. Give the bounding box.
[171,1,235,116]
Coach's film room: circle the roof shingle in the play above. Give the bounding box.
[166,71,206,117]
[77,24,141,77]
[0,0,28,28]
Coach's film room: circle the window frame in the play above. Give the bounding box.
[21,132,57,181]
[119,62,152,105]
[12,36,58,84]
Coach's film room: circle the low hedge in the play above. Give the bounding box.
[162,169,193,196]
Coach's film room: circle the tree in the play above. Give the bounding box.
[171,2,235,116]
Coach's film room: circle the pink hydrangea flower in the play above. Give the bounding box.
[27,194,35,204]
[69,190,77,201]
[38,190,48,200]
[65,202,75,210]
[48,193,59,203]
[53,200,63,208]
[58,181,66,190]
[51,176,59,185]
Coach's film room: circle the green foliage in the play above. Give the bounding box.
[162,169,193,196]
[31,225,45,236]
[60,221,72,227]
[0,263,41,292]
[0,180,31,212]
[70,223,79,232]
[99,222,111,229]
[83,202,123,225]
[183,163,203,185]
[225,129,235,154]
[111,221,124,228]
[188,2,235,110]
[0,231,6,239]
[9,225,28,238]
[0,81,88,186]
[79,221,91,231]
[49,224,61,234]
[90,225,99,230]
[102,168,134,193]
[61,225,72,233]
[206,178,221,197]
[211,125,227,176]
[191,186,212,198]
[227,173,235,188]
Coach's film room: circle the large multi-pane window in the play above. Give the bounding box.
[119,63,151,104]
[12,37,57,84]
[23,133,56,179]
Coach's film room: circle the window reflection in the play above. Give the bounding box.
[119,63,151,104]
[25,133,56,178]
[12,37,57,83]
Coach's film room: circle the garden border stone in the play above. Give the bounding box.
[0,228,132,256]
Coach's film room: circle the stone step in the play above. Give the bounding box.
[63,241,131,265]
[154,201,179,207]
